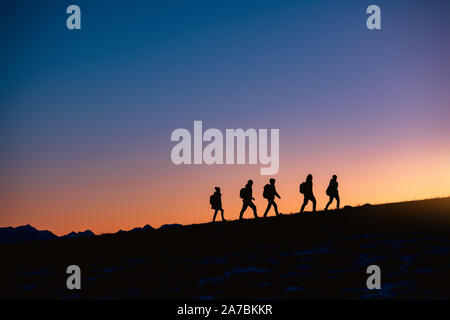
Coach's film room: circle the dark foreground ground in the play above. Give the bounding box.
[1,198,450,300]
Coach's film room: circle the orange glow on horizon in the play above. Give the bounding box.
[1,138,450,236]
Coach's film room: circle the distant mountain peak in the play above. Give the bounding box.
[0,225,57,244]
[0,222,176,244]
[159,223,183,230]
[129,224,155,233]
[61,230,95,239]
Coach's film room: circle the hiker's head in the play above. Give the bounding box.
[247,180,253,187]
[307,174,313,181]
[215,187,221,192]
[270,178,275,185]
[332,175,337,180]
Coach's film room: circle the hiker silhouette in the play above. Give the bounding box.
[299,174,317,213]
[210,187,226,222]
[325,175,340,211]
[263,178,281,217]
[239,180,258,220]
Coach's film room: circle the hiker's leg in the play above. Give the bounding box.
[311,196,317,212]
[336,194,340,210]
[239,202,248,220]
[263,201,272,217]
[273,201,279,215]
[220,208,226,221]
[213,209,218,222]
[300,197,309,213]
[325,196,333,211]
[250,202,258,218]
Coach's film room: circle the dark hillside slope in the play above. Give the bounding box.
[1,197,449,299]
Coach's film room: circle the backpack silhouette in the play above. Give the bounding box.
[263,184,272,199]
[210,193,216,206]
[326,185,332,196]
[240,187,247,199]
[299,182,306,194]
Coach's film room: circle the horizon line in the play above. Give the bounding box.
[2,195,449,237]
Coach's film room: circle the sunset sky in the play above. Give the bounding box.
[1,0,450,235]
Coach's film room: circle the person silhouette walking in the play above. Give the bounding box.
[263,178,281,217]
[299,174,317,213]
[324,175,340,211]
[239,180,258,220]
[210,187,226,222]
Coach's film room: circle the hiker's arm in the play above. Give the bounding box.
[275,188,281,199]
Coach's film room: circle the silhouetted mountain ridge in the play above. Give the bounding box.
[130,224,154,232]
[0,223,161,244]
[159,223,183,230]
[0,225,58,244]
[61,230,96,239]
